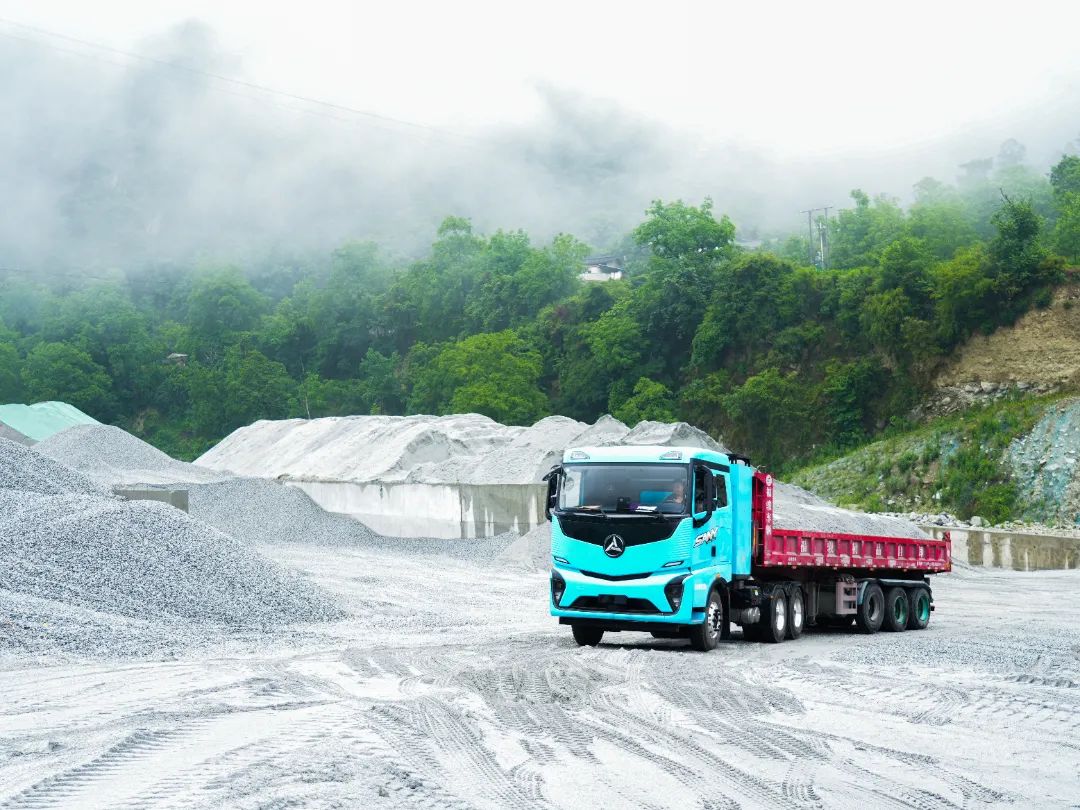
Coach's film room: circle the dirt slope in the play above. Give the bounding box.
[937,283,1080,389]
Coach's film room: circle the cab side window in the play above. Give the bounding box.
[715,474,728,509]
[693,466,707,514]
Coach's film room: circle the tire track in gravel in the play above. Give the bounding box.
[0,728,186,809]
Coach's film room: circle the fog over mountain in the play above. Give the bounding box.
[2,19,1078,272]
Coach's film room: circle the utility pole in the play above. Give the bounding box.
[800,206,833,269]
[799,209,815,265]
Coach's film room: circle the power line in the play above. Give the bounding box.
[0,16,487,148]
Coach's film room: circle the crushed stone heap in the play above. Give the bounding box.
[195,413,726,486]
[0,488,342,627]
[772,481,928,539]
[188,477,380,546]
[0,437,105,496]
[35,424,229,487]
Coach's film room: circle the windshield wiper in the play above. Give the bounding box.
[565,506,609,519]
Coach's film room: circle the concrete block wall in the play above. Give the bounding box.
[287,479,547,539]
[920,525,1079,571]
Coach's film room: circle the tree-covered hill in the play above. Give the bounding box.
[2,149,1078,465]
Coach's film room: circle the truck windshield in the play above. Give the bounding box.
[559,463,690,515]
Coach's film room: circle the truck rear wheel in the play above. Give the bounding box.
[689,590,723,651]
[763,591,787,643]
[571,625,604,647]
[907,587,931,630]
[855,583,884,634]
[883,587,909,632]
[786,587,805,640]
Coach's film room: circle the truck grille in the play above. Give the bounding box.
[555,515,679,546]
[568,595,662,614]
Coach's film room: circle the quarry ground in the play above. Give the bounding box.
[2,545,1079,810]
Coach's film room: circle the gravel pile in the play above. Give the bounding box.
[0,488,342,627]
[188,476,519,562]
[496,522,552,569]
[411,415,589,485]
[35,424,227,486]
[773,481,928,539]
[189,477,380,546]
[0,437,105,496]
[619,420,728,452]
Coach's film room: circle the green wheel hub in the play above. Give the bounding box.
[894,597,908,624]
[916,593,930,623]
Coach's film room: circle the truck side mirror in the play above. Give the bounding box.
[542,466,562,521]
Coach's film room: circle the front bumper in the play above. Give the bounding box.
[550,567,709,626]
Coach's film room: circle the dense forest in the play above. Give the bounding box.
[2,146,1079,470]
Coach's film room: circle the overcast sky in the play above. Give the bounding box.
[1,1,1079,268]
[3,0,1078,157]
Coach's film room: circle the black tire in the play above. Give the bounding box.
[907,587,931,630]
[855,583,885,634]
[571,625,604,646]
[689,589,724,651]
[786,587,805,640]
[763,591,787,644]
[883,587,909,632]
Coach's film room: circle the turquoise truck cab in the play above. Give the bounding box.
[545,445,755,650]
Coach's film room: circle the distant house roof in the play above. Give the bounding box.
[0,401,100,443]
[580,270,623,283]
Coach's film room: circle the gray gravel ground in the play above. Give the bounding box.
[1,537,1077,808]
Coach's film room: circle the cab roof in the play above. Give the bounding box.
[562,445,735,466]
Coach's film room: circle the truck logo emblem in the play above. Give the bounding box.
[603,534,625,557]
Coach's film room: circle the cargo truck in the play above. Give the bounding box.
[544,446,951,650]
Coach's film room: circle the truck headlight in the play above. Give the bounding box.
[550,570,566,606]
[664,575,690,613]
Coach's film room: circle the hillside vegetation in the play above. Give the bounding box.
[791,395,1080,526]
[1,146,1078,466]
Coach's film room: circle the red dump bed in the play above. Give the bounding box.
[751,472,952,574]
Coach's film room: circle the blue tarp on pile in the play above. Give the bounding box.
[0,401,100,444]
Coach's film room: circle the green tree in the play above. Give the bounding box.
[0,340,20,402]
[406,331,547,425]
[1050,155,1080,260]
[828,190,906,269]
[358,348,405,414]
[22,342,117,419]
[187,268,267,355]
[818,360,886,448]
[720,369,812,469]
[691,254,799,371]
[632,199,735,262]
[612,377,676,425]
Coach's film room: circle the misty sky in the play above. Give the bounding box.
[2,0,1079,268]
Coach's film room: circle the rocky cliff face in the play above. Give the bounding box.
[920,284,1080,418]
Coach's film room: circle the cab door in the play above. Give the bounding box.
[692,465,730,570]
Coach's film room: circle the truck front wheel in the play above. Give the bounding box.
[571,625,604,647]
[855,583,884,634]
[689,590,724,651]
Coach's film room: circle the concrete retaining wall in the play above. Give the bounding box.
[287,479,547,539]
[113,487,190,513]
[920,525,1079,571]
